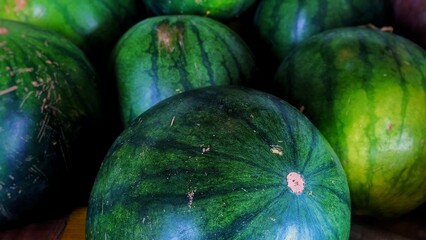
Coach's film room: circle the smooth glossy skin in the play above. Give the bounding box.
[274,27,426,217]
[111,15,256,127]
[86,86,351,240]
[254,0,388,64]
[142,0,257,20]
[0,0,140,56]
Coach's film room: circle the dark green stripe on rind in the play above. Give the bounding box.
[87,86,350,239]
[188,23,216,86]
[146,20,163,109]
[355,33,377,207]
[196,21,248,85]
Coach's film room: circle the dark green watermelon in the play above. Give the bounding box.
[86,86,351,239]
[142,0,257,20]
[273,26,426,217]
[111,15,257,127]
[0,19,102,228]
[253,0,389,71]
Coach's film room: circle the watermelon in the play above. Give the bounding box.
[86,86,351,239]
[111,15,257,127]
[0,19,102,228]
[141,0,257,20]
[253,0,389,69]
[273,26,426,218]
[0,0,142,63]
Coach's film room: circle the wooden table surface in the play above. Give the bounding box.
[60,207,86,240]
[0,204,425,239]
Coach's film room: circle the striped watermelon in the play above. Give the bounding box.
[111,15,257,127]
[142,0,257,20]
[253,0,389,67]
[0,19,102,228]
[0,0,141,62]
[86,86,351,239]
[273,26,426,217]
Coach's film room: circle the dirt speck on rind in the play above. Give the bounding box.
[270,145,283,156]
[0,85,17,96]
[187,189,196,208]
[169,116,175,127]
[200,144,210,154]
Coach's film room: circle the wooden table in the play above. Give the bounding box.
[60,207,86,240]
[0,204,425,239]
[0,207,86,240]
